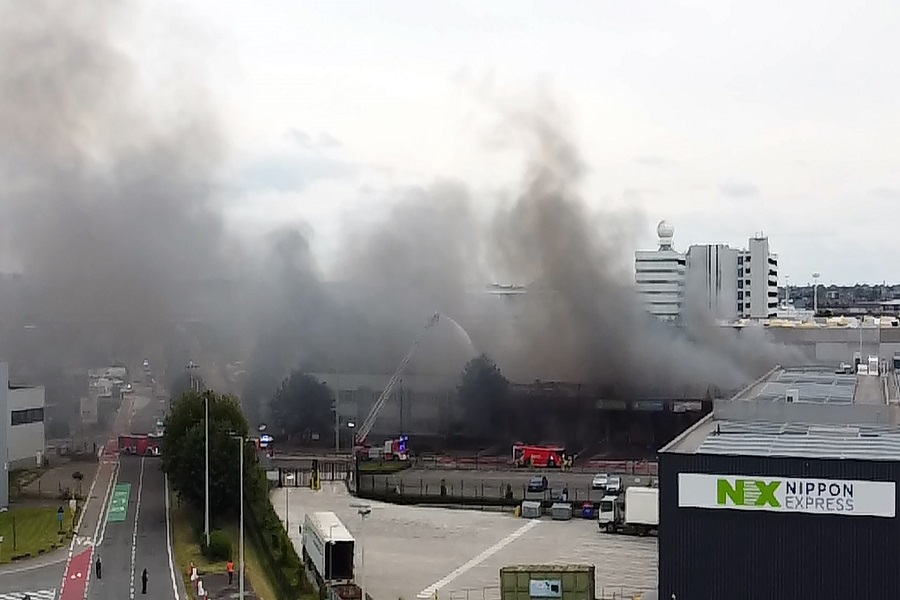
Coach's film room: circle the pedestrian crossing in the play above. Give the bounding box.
[0,589,56,600]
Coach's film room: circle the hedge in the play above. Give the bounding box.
[245,467,312,598]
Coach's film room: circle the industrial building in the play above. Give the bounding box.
[659,364,900,600]
[635,223,779,322]
[0,361,46,509]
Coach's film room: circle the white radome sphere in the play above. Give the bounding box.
[657,220,675,240]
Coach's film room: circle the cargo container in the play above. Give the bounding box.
[499,565,595,600]
[598,486,658,535]
[302,512,355,584]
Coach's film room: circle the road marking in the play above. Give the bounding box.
[416,520,540,598]
[96,460,120,546]
[59,450,111,600]
[0,590,56,600]
[165,473,181,599]
[59,547,92,600]
[129,456,146,600]
[107,482,132,523]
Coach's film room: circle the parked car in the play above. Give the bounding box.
[605,475,623,494]
[591,473,610,491]
[527,475,549,493]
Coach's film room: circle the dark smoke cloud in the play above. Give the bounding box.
[0,1,800,424]
[478,99,804,395]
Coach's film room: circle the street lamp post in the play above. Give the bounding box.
[812,272,820,315]
[204,393,209,547]
[230,434,246,599]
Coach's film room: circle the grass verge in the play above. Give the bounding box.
[171,495,280,599]
[357,460,411,475]
[0,505,74,563]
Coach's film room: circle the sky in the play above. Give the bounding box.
[128,0,900,286]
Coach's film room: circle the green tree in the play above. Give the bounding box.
[457,354,509,437]
[270,372,334,443]
[162,390,253,519]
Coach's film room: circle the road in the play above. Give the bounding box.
[87,387,180,600]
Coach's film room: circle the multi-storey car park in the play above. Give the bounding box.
[659,364,900,600]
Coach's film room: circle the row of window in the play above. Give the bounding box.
[11,407,44,426]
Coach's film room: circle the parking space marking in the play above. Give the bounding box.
[416,519,540,599]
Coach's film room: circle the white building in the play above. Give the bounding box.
[0,361,46,509]
[634,221,686,322]
[8,383,45,468]
[684,243,740,320]
[637,225,780,322]
[683,234,778,321]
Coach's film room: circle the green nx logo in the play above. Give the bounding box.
[717,478,782,508]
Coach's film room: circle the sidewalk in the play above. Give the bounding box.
[195,571,259,600]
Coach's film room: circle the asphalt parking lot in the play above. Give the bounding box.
[273,484,657,600]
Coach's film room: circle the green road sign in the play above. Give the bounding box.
[107,483,131,523]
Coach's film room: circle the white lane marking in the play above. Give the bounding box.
[96,459,120,546]
[129,456,147,600]
[75,450,104,533]
[416,519,540,598]
[165,473,181,599]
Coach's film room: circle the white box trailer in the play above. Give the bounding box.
[598,486,658,536]
[302,512,355,584]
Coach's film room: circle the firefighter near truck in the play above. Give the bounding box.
[512,443,571,469]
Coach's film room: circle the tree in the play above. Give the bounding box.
[162,390,253,519]
[270,372,334,443]
[457,354,509,438]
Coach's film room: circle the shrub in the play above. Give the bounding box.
[203,529,232,561]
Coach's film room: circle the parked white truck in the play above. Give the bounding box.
[598,486,658,536]
[301,512,356,584]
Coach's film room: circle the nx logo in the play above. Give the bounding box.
[717,478,782,508]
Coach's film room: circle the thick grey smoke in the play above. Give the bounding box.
[0,1,800,423]
[0,0,230,375]
[479,101,804,395]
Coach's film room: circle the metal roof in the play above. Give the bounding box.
[752,369,857,404]
[696,420,900,460]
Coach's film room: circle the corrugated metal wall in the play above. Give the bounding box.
[659,452,900,600]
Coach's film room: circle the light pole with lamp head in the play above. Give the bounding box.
[350,503,371,600]
[812,272,820,316]
[229,433,246,599]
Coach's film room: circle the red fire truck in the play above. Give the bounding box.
[512,443,566,468]
[118,434,163,457]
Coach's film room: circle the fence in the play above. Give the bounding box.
[412,455,658,476]
[445,586,655,600]
[358,474,615,504]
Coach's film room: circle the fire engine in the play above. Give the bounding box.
[353,314,442,461]
[512,443,566,468]
[118,433,163,456]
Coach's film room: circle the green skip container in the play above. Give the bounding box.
[499,565,595,600]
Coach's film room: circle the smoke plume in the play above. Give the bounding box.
[0,1,801,424]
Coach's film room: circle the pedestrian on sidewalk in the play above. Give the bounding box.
[141,568,148,594]
[227,559,234,585]
[95,556,102,580]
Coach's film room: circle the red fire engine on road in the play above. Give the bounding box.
[512,443,566,468]
[118,434,163,456]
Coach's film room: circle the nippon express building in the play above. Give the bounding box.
[659,366,900,600]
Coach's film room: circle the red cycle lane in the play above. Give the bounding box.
[60,547,93,600]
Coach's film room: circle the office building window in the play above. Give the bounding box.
[11,407,44,426]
